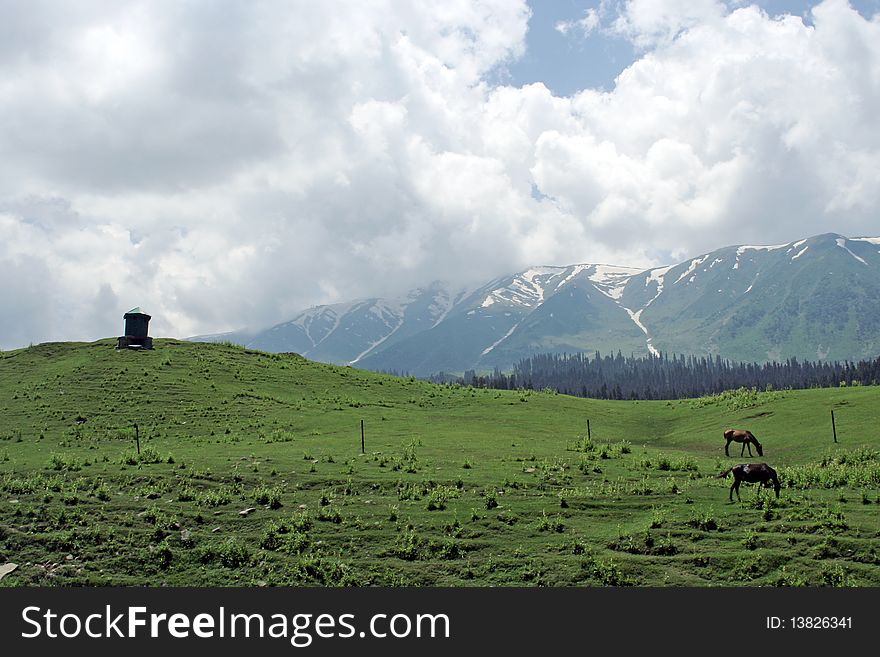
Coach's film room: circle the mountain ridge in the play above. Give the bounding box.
[190,232,880,374]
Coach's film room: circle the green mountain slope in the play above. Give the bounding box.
[1,340,879,586]
[633,234,880,362]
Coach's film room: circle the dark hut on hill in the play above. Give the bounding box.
[116,307,153,350]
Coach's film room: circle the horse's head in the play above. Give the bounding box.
[755,442,763,456]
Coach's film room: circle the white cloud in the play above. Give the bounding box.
[611,0,727,49]
[556,8,602,36]
[1,0,879,348]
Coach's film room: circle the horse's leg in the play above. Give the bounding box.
[741,442,746,457]
[730,479,741,501]
[725,440,730,457]
[746,442,753,457]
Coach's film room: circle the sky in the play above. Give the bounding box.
[1,0,879,348]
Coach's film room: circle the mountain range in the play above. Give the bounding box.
[190,232,880,376]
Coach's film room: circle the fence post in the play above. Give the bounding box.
[361,419,365,454]
[134,423,141,454]
[831,410,837,444]
[587,419,591,442]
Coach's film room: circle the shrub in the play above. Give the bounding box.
[148,539,174,570]
[196,487,232,508]
[820,563,858,587]
[49,453,83,472]
[290,557,353,586]
[568,437,595,453]
[252,485,283,509]
[119,446,173,466]
[426,485,459,511]
[94,482,111,501]
[260,520,309,554]
[197,539,251,567]
[390,529,425,561]
[534,510,565,533]
[317,506,342,523]
[579,552,634,586]
[177,486,197,502]
[649,507,665,529]
[688,508,719,531]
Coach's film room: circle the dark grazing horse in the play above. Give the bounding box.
[723,429,763,457]
[719,463,780,501]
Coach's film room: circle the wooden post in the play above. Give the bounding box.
[587,419,591,441]
[831,410,837,443]
[360,419,365,454]
[134,423,140,454]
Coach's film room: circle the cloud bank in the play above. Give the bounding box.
[1,0,879,347]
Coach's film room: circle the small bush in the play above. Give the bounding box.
[49,453,83,472]
[148,539,174,570]
[177,486,197,502]
[252,485,283,509]
[317,506,342,523]
[426,485,459,511]
[196,487,232,508]
[260,520,309,554]
[534,510,565,533]
[94,482,111,501]
[688,508,719,531]
[390,529,425,561]
[197,539,251,568]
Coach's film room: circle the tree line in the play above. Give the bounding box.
[426,351,880,400]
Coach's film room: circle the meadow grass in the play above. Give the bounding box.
[0,339,878,586]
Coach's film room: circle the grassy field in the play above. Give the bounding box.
[1,339,878,587]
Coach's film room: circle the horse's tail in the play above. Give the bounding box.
[717,468,733,479]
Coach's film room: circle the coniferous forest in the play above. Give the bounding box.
[429,351,880,400]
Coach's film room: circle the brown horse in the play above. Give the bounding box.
[723,429,763,457]
[719,463,780,501]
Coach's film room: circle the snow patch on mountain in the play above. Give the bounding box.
[556,264,590,290]
[644,265,673,307]
[836,238,868,265]
[480,321,521,357]
[428,287,462,327]
[350,315,404,364]
[293,304,350,349]
[734,242,787,269]
[623,307,660,357]
[482,267,566,308]
[791,245,809,260]
[736,243,788,256]
[370,299,404,324]
[675,255,709,285]
[588,264,642,300]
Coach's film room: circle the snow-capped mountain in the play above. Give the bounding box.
[190,282,473,365]
[616,233,880,364]
[191,233,880,375]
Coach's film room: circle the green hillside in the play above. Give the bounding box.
[1,340,878,586]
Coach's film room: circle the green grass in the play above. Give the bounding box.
[0,339,878,587]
